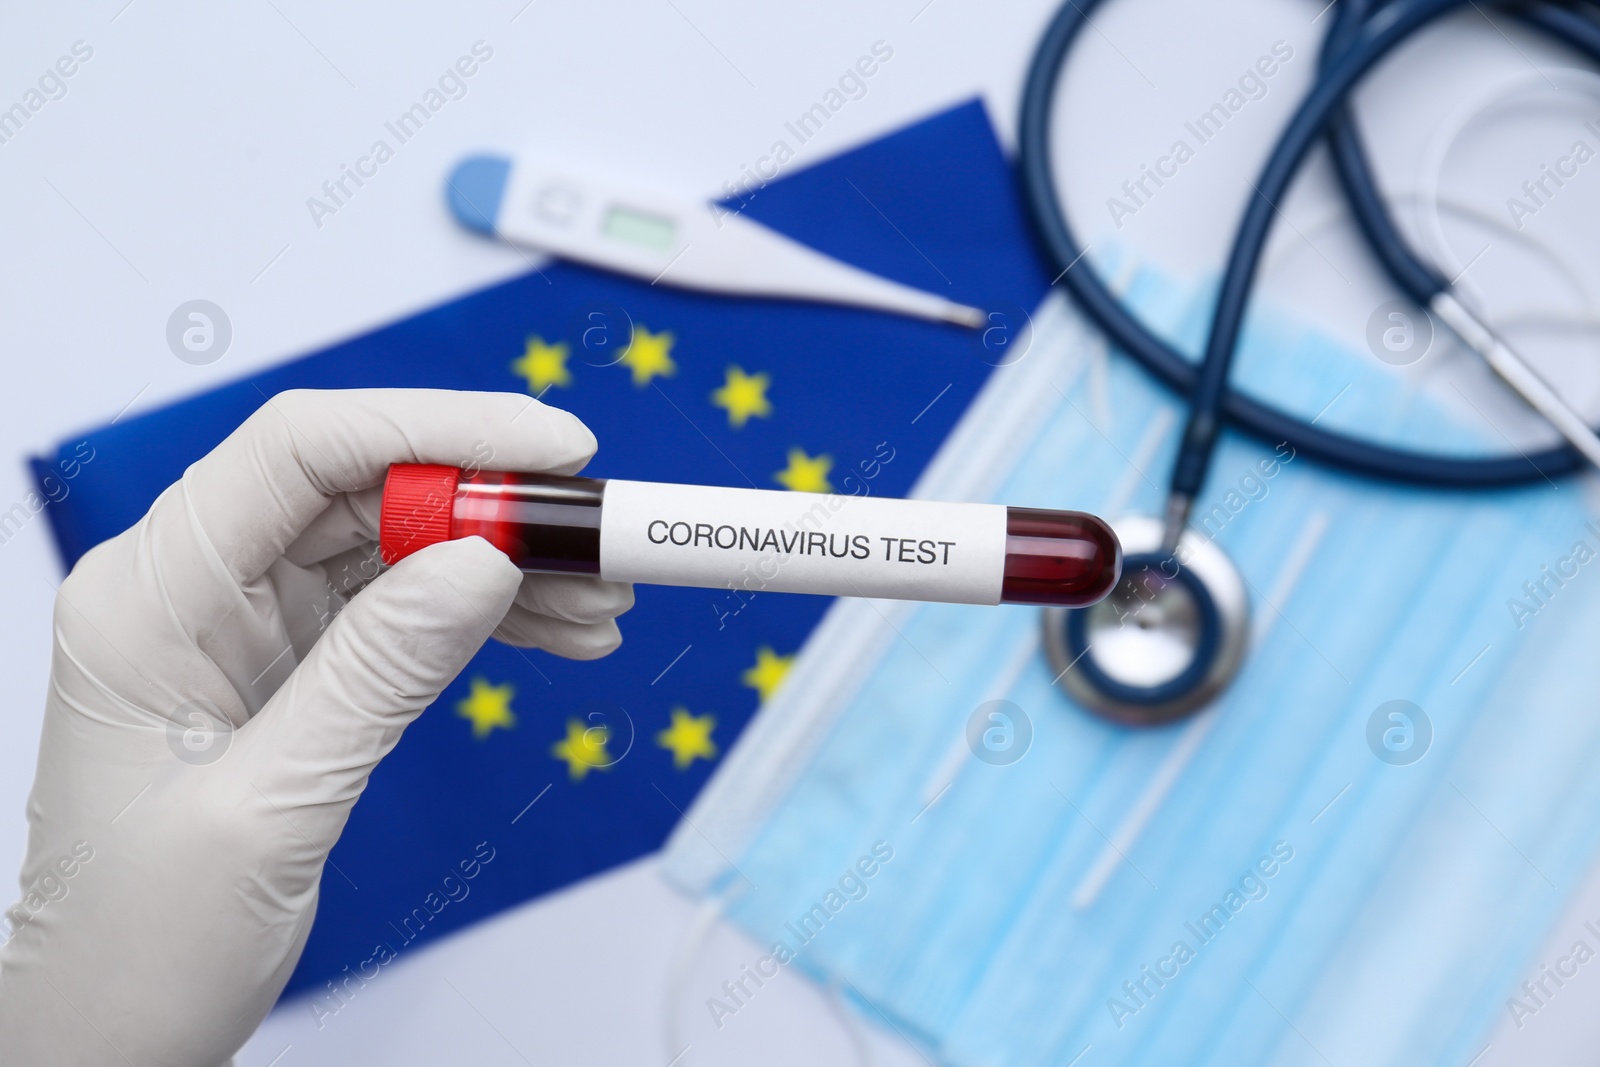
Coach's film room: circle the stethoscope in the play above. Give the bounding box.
[1023,0,1600,725]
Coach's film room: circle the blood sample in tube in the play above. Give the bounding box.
[380,464,1120,607]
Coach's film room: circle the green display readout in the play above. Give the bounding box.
[602,206,677,250]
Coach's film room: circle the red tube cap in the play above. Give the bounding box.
[379,463,461,564]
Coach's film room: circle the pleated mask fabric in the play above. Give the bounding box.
[663,264,1600,1067]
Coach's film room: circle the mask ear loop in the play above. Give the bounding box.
[661,880,875,1067]
[1412,67,1600,315]
[662,888,735,1065]
[825,980,877,1067]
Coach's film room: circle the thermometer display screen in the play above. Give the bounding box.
[603,206,677,250]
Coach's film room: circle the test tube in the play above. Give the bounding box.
[380,464,1120,607]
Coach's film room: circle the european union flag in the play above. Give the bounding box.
[30,99,1049,999]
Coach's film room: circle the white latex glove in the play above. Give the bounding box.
[0,389,633,1066]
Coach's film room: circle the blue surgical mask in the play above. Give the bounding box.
[664,260,1600,1067]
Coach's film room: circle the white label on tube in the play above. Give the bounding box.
[599,480,1007,604]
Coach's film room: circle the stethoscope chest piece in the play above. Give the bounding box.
[1043,515,1249,726]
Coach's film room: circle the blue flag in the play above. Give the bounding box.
[30,99,1049,998]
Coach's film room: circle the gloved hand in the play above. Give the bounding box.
[0,389,633,1066]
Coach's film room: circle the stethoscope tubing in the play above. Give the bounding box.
[1019,0,1600,489]
[1319,0,1449,307]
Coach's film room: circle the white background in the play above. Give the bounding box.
[5,0,1600,1063]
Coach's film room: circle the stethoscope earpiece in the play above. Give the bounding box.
[1043,515,1249,726]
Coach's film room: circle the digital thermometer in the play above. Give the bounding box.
[446,154,987,328]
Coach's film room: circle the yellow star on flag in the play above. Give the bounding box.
[510,336,572,393]
[656,707,719,769]
[711,365,772,428]
[742,646,795,704]
[618,324,677,387]
[456,678,517,740]
[775,447,832,493]
[551,717,613,781]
